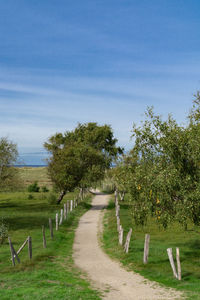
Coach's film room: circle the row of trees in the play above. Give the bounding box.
[110,94,200,229]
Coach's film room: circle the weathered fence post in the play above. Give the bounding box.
[167,248,178,279]
[56,213,59,231]
[59,209,63,225]
[117,216,120,232]
[49,218,53,239]
[28,236,32,259]
[8,237,20,266]
[67,200,69,213]
[124,228,132,253]
[176,247,181,280]
[64,203,67,220]
[143,234,150,264]
[42,226,46,248]
[119,225,123,245]
[70,200,73,212]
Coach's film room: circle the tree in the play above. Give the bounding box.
[127,97,200,228]
[44,123,122,204]
[0,137,19,190]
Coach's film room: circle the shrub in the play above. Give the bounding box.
[0,218,8,245]
[47,193,57,204]
[41,186,49,193]
[28,194,34,200]
[27,181,40,193]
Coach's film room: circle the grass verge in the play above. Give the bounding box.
[102,197,200,300]
[0,191,101,300]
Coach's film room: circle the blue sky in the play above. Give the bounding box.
[1,0,200,164]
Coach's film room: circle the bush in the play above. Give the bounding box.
[27,181,40,193]
[28,194,34,200]
[41,186,49,193]
[47,193,57,204]
[0,218,8,245]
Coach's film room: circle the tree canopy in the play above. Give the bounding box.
[44,122,122,203]
[0,137,18,190]
[110,94,200,228]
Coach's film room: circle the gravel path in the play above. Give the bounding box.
[73,192,182,300]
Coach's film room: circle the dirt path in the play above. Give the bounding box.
[73,193,182,300]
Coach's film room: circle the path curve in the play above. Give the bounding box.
[73,193,182,300]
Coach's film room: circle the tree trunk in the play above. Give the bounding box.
[57,190,66,204]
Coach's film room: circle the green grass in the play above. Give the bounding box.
[0,190,101,300]
[18,167,52,189]
[102,197,200,300]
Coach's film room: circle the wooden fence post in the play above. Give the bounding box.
[59,209,63,225]
[167,248,178,279]
[49,218,53,239]
[70,200,73,212]
[67,200,69,214]
[28,236,32,259]
[119,225,123,245]
[176,247,181,280]
[42,226,46,248]
[64,203,67,220]
[8,237,20,266]
[124,228,132,253]
[143,234,150,264]
[56,213,59,230]
[117,216,120,232]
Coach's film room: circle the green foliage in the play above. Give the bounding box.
[111,94,200,228]
[0,218,8,244]
[47,192,57,204]
[44,122,122,202]
[0,137,19,190]
[41,185,49,192]
[27,181,40,193]
[28,193,34,200]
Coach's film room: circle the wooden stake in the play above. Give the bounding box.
[59,209,63,225]
[49,218,53,239]
[15,237,28,258]
[119,225,123,245]
[143,234,150,264]
[8,237,20,266]
[64,203,67,220]
[70,200,73,212]
[28,236,32,259]
[42,226,46,248]
[56,213,59,230]
[176,247,181,280]
[117,216,120,232]
[124,228,132,253]
[167,248,178,279]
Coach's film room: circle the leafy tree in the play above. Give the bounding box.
[44,123,122,204]
[0,137,19,190]
[126,95,200,228]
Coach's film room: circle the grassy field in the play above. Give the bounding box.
[18,167,52,189]
[0,168,101,300]
[102,197,200,300]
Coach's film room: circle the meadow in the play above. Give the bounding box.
[0,167,101,300]
[102,196,200,300]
